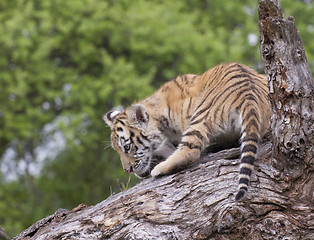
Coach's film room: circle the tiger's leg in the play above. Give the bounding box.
[151,126,208,177]
[152,138,177,163]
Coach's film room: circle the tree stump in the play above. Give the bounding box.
[258,0,314,173]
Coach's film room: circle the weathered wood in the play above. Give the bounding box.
[258,0,314,167]
[13,1,314,239]
[13,140,313,240]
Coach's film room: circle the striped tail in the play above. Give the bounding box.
[235,109,260,201]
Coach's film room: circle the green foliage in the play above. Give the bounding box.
[0,0,313,237]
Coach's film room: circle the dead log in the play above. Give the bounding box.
[13,139,313,240]
[14,0,313,239]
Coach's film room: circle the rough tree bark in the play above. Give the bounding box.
[14,1,313,239]
[258,0,314,182]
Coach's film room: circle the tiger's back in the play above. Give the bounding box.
[104,63,271,200]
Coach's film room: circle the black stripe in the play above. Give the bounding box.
[242,109,259,123]
[235,188,247,201]
[224,78,249,92]
[187,97,192,114]
[140,133,149,142]
[213,103,227,125]
[136,137,144,146]
[191,87,218,120]
[239,178,249,185]
[235,64,256,79]
[219,105,226,126]
[203,122,214,136]
[241,156,255,165]
[247,96,258,104]
[246,94,259,104]
[190,115,207,126]
[173,77,183,91]
[240,167,252,176]
[192,77,249,120]
[242,144,257,154]
[118,120,125,126]
[235,91,259,105]
[184,130,204,141]
[192,79,249,123]
[107,112,114,121]
[228,74,250,83]
[180,141,202,150]
[241,104,254,117]
[246,119,259,131]
[242,133,259,142]
[212,66,219,76]
[220,68,240,81]
[231,88,248,106]
[255,84,269,96]
[192,75,199,81]
[252,86,263,98]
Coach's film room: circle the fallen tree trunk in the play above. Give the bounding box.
[13,139,313,240]
[14,1,313,239]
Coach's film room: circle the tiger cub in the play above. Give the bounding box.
[104,63,271,200]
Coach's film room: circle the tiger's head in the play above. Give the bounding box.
[104,104,163,178]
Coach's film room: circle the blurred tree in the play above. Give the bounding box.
[0,0,312,237]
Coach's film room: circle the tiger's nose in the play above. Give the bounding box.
[124,166,133,173]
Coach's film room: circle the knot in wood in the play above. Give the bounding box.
[296,48,303,59]
[263,46,270,56]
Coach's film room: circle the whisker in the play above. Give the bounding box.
[104,145,111,150]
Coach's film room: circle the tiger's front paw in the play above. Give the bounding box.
[151,161,172,177]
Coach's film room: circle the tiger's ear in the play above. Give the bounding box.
[127,104,149,125]
[103,110,120,127]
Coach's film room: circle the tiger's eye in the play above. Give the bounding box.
[124,144,131,152]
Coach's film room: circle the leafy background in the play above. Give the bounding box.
[0,0,313,237]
